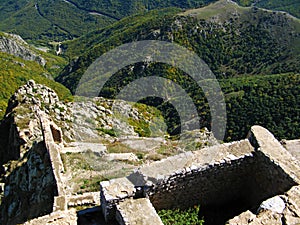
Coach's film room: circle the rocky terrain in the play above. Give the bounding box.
[0,33,46,66]
[0,81,218,224]
[0,1,298,224]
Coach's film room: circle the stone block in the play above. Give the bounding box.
[116,198,163,225]
[100,178,136,221]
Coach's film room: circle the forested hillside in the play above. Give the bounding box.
[0,52,72,118]
[236,0,300,18]
[0,0,217,44]
[1,0,298,45]
[56,1,300,141]
[0,32,72,118]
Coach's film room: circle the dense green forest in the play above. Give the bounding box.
[0,0,299,141]
[0,0,298,45]
[59,3,300,91]
[0,0,217,44]
[236,0,300,18]
[56,1,300,141]
[222,73,300,141]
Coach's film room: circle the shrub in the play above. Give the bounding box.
[158,205,204,225]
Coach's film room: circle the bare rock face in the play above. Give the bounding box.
[0,80,70,224]
[0,33,46,66]
[0,80,73,166]
[0,141,59,225]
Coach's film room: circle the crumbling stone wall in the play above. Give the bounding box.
[0,81,68,224]
[0,141,58,224]
[100,126,300,225]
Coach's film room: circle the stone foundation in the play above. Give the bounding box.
[100,126,300,225]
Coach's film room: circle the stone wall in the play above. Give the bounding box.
[0,81,68,224]
[100,126,300,225]
[0,141,58,224]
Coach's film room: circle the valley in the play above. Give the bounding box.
[0,0,299,224]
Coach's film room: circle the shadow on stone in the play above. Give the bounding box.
[77,206,118,225]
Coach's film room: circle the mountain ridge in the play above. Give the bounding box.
[0,0,298,45]
[55,2,300,141]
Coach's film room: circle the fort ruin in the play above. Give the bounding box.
[1,98,300,225]
[100,126,300,225]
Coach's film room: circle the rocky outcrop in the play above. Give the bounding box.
[0,33,46,66]
[0,80,69,224]
[1,80,300,225]
[71,97,163,142]
[0,80,73,166]
[0,141,59,224]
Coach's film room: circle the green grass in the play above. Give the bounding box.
[158,205,204,225]
[0,52,72,118]
[181,0,249,21]
[235,0,300,18]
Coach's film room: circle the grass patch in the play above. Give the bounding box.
[158,205,204,225]
[97,128,116,137]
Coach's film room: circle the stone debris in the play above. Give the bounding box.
[257,196,286,214]
[1,81,300,225]
[103,153,139,162]
[100,126,300,225]
[67,192,100,207]
[62,142,107,155]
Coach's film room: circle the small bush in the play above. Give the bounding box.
[158,205,204,225]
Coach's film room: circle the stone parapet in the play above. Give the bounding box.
[100,126,300,225]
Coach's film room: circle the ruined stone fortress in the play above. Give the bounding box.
[0,81,300,225]
[100,125,300,225]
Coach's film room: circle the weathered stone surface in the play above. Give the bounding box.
[127,139,253,187]
[23,209,77,225]
[0,141,59,224]
[258,196,285,214]
[67,192,100,207]
[0,80,73,166]
[62,142,107,155]
[101,126,300,225]
[0,33,46,66]
[226,126,300,225]
[284,139,300,161]
[2,81,300,225]
[248,125,300,184]
[103,153,139,162]
[116,198,163,225]
[0,81,69,224]
[100,178,136,221]
[226,210,256,224]
[71,98,141,142]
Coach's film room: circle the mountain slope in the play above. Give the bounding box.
[0,32,72,118]
[235,0,300,18]
[56,1,300,141]
[0,0,115,43]
[0,0,217,44]
[58,1,300,91]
